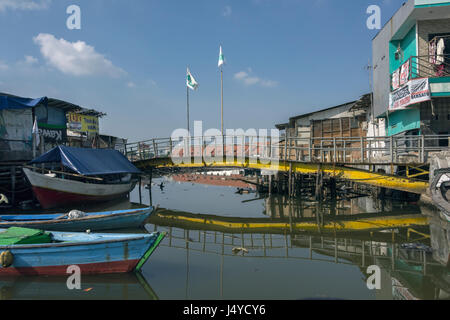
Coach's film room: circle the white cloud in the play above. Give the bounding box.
[234,68,278,88]
[234,71,248,80]
[33,33,125,77]
[24,55,38,65]
[223,5,232,17]
[0,0,51,11]
[0,60,8,70]
[260,79,278,88]
[127,81,136,88]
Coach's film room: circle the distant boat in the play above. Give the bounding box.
[0,207,153,231]
[0,227,165,276]
[23,146,142,209]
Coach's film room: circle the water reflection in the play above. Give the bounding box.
[144,221,449,300]
[0,273,158,300]
[134,177,449,300]
[1,175,447,300]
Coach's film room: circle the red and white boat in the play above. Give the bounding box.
[23,146,141,209]
[23,168,137,209]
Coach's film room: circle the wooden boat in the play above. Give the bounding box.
[0,207,153,232]
[0,227,165,276]
[23,146,142,209]
[23,168,137,209]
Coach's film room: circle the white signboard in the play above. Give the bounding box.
[389,78,431,111]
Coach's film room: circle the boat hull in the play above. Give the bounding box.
[0,231,164,276]
[0,207,153,232]
[23,168,136,209]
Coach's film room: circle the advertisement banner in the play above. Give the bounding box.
[399,61,410,86]
[37,123,67,143]
[389,78,431,111]
[392,69,400,90]
[67,112,99,133]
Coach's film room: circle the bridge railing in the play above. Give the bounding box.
[122,134,450,165]
[284,134,450,164]
[122,135,282,162]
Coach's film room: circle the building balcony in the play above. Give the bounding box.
[390,55,450,97]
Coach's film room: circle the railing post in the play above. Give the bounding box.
[320,139,323,163]
[343,140,346,163]
[360,137,364,163]
[390,136,394,164]
[153,139,157,158]
[333,137,337,163]
[284,131,288,161]
[420,135,425,163]
[309,138,313,162]
[269,136,272,159]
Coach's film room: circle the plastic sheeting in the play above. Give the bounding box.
[30,146,141,176]
[0,95,47,110]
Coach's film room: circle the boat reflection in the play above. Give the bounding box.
[0,272,158,300]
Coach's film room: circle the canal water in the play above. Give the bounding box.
[0,176,449,300]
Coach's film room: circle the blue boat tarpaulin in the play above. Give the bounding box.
[0,95,48,110]
[30,146,141,176]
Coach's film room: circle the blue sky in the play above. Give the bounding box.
[0,0,405,141]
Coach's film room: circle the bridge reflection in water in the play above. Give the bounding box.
[146,208,450,300]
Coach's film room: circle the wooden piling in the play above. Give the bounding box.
[288,163,292,197]
[315,165,323,201]
[148,169,153,207]
[10,166,16,207]
[138,176,142,204]
[268,174,273,195]
[330,177,337,200]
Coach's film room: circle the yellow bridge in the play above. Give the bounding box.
[120,135,447,195]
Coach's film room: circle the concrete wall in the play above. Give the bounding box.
[373,0,415,118]
[390,25,417,74]
[387,108,421,136]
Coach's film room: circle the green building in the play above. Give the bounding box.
[372,0,450,144]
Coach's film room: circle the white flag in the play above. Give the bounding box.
[32,117,40,147]
[218,45,225,68]
[186,68,199,91]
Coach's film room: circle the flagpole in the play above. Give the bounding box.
[187,84,190,133]
[221,67,223,136]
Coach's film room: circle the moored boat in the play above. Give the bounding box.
[23,146,141,209]
[0,207,154,231]
[0,227,165,276]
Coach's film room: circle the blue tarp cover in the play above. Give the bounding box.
[30,146,141,176]
[0,95,48,110]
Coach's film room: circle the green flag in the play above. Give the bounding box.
[218,45,225,68]
[186,68,199,91]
